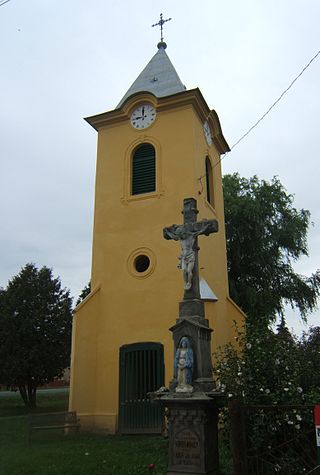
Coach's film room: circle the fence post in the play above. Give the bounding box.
[229,399,248,475]
[314,406,320,466]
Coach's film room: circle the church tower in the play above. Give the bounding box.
[69,38,245,433]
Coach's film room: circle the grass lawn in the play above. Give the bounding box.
[0,388,69,417]
[0,388,168,475]
[0,388,231,475]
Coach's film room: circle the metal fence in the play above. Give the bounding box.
[229,400,318,474]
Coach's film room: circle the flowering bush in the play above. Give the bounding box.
[214,322,307,405]
[214,323,320,472]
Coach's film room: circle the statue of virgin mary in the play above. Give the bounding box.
[174,336,194,393]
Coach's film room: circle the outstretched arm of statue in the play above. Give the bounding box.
[200,219,218,236]
[163,225,180,241]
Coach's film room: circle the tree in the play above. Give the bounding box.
[299,326,320,401]
[223,173,320,326]
[0,264,73,407]
[76,281,91,306]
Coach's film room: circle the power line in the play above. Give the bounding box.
[214,48,320,169]
[0,0,11,6]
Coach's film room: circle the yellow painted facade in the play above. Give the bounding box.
[69,85,245,433]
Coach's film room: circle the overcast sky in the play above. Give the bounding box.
[0,0,319,334]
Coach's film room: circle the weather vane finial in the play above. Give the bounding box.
[152,13,172,43]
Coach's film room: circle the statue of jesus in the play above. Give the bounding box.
[163,220,214,291]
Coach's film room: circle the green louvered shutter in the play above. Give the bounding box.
[132,144,156,195]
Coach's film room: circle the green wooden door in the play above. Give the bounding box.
[119,342,164,434]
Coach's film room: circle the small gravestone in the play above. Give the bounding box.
[152,198,223,475]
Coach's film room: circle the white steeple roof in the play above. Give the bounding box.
[117,42,186,108]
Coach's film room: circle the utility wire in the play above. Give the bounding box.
[214,48,320,170]
[0,0,12,6]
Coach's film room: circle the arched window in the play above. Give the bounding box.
[205,156,214,207]
[131,143,156,195]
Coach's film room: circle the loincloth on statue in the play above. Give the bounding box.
[180,251,195,269]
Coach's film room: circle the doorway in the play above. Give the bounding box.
[119,342,164,434]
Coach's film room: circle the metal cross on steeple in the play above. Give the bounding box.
[152,13,172,43]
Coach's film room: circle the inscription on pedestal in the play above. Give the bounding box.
[173,429,201,468]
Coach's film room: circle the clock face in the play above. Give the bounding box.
[130,104,156,129]
[203,121,212,145]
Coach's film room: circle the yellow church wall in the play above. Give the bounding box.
[69,90,245,433]
[69,286,100,427]
[189,108,238,354]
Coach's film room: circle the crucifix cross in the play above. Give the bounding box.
[163,198,218,300]
[152,13,172,43]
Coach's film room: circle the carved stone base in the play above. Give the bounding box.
[179,299,204,318]
[156,394,223,475]
[193,378,215,393]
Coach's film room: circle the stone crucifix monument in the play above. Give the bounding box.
[164,197,218,394]
[152,198,223,475]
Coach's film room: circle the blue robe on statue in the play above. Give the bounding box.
[174,336,194,385]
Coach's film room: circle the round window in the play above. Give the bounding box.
[134,254,150,273]
[127,247,156,278]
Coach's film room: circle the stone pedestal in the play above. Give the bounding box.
[179,299,204,318]
[155,393,223,475]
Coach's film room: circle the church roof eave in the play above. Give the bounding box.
[84,87,230,155]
